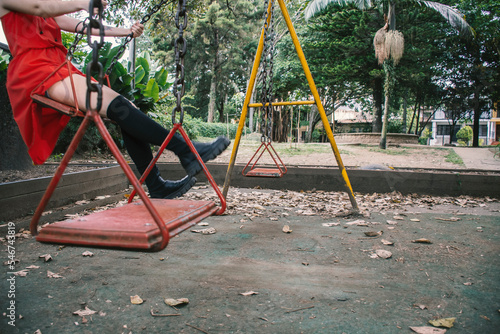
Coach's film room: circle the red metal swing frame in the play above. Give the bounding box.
[241,137,287,178]
[29,70,226,251]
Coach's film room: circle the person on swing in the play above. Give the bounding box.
[0,0,230,199]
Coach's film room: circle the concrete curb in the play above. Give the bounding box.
[1,163,499,222]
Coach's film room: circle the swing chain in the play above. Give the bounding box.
[86,0,105,112]
[67,18,88,60]
[105,0,172,77]
[172,0,187,124]
[259,0,275,142]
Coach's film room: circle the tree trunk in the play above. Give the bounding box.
[379,89,390,149]
[372,77,383,132]
[472,85,482,147]
[207,45,219,123]
[208,73,216,123]
[0,80,33,171]
[402,96,407,133]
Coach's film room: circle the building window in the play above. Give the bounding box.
[479,125,487,137]
[437,125,461,136]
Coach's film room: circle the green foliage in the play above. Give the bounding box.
[54,118,122,156]
[456,126,473,145]
[0,50,10,82]
[419,127,432,145]
[150,104,245,140]
[83,44,172,113]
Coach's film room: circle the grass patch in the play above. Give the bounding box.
[444,149,465,166]
[368,147,412,156]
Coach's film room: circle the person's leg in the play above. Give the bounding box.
[47,75,230,177]
[106,96,230,177]
[121,130,195,199]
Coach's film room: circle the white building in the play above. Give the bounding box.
[429,108,497,146]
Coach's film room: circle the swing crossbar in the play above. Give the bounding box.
[247,100,315,108]
[242,141,287,178]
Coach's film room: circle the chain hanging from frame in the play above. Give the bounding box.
[258,0,276,142]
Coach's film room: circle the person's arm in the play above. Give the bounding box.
[0,0,93,18]
[55,15,144,38]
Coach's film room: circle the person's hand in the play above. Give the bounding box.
[130,22,144,38]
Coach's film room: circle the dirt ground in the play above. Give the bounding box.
[1,141,499,183]
[1,141,499,333]
[1,188,499,333]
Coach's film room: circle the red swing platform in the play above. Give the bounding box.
[29,108,225,251]
[242,138,287,178]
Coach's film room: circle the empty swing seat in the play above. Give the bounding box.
[245,167,284,177]
[36,199,217,251]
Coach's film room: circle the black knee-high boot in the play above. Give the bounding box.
[106,95,231,176]
[120,130,195,199]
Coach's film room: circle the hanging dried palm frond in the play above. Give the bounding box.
[385,30,404,65]
[373,26,388,65]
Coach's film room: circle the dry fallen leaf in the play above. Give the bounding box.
[436,217,460,222]
[365,231,383,237]
[282,225,292,233]
[39,254,52,262]
[130,295,144,305]
[82,251,94,257]
[345,219,367,226]
[73,306,97,317]
[412,238,432,244]
[240,291,258,296]
[26,265,40,269]
[164,298,189,306]
[428,317,456,328]
[191,227,216,234]
[410,326,446,334]
[13,270,29,277]
[47,271,63,279]
[381,239,394,246]
[322,222,340,227]
[375,249,392,259]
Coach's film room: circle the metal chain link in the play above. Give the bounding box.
[86,0,105,112]
[67,18,88,60]
[105,0,172,77]
[259,0,275,142]
[172,0,187,124]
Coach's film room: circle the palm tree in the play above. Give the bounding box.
[305,0,474,149]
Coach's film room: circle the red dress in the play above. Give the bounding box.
[1,12,84,165]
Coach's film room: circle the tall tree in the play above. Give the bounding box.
[305,0,474,148]
[439,0,500,146]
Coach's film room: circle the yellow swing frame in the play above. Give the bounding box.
[223,0,359,212]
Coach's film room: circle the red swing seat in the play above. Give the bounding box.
[242,139,287,178]
[30,67,226,251]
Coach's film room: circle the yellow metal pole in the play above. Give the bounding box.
[222,0,273,198]
[277,0,359,211]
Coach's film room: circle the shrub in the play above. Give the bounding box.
[456,126,473,146]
